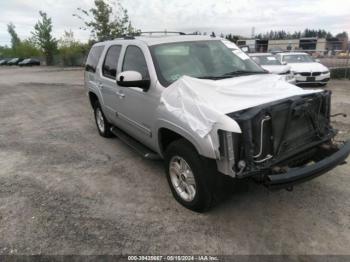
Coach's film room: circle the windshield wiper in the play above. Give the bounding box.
[221,70,268,77]
[197,76,224,80]
[197,70,267,80]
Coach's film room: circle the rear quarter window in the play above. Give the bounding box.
[85,46,104,73]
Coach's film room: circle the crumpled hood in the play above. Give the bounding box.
[261,64,290,74]
[288,62,328,73]
[160,74,321,137]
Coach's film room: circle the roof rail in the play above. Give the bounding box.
[117,31,187,40]
[139,31,186,36]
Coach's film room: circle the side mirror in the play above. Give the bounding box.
[282,61,287,65]
[315,59,320,63]
[117,71,150,91]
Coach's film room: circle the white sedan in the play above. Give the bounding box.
[276,52,330,86]
[249,53,296,84]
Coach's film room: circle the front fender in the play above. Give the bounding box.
[155,119,217,159]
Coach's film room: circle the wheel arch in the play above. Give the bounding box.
[156,121,217,159]
[88,91,99,109]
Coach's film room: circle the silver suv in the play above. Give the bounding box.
[85,34,350,212]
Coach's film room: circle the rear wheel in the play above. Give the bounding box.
[94,101,113,138]
[164,139,217,212]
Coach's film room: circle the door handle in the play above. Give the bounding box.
[116,91,125,98]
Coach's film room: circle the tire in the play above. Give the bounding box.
[93,101,114,138]
[164,139,217,212]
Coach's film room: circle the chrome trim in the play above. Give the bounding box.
[254,154,273,163]
[253,115,271,159]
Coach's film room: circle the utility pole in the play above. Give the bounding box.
[345,52,349,79]
[251,27,255,39]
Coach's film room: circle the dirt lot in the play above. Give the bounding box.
[0,67,349,255]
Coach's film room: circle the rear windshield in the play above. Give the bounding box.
[85,46,104,73]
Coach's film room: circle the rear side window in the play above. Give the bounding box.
[85,46,104,73]
[102,45,122,79]
[122,46,149,79]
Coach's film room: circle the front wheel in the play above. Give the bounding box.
[164,139,217,212]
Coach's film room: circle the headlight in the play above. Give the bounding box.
[293,71,300,75]
[322,71,330,74]
[285,74,294,80]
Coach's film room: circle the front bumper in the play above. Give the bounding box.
[265,141,350,189]
[295,72,330,84]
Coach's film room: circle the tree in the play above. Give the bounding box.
[58,30,89,66]
[14,39,42,58]
[225,33,241,43]
[7,23,21,49]
[0,45,13,58]
[254,29,334,40]
[74,0,137,41]
[32,11,58,65]
[336,32,349,39]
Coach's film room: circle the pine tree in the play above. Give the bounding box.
[32,11,58,65]
[7,23,21,49]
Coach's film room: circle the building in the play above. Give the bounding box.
[236,37,346,53]
[268,39,299,51]
[326,36,349,52]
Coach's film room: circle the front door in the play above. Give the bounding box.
[115,45,159,149]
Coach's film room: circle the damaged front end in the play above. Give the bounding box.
[218,90,350,189]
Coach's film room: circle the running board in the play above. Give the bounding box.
[110,127,161,160]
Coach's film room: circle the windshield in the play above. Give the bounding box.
[150,40,265,87]
[250,55,281,66]
[282,54,314,63]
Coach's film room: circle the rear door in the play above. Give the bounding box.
[98,44,123,123]
[85,45,104,92]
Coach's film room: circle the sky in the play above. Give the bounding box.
[0,0,349,46]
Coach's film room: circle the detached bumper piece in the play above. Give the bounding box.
[265,141,350,189]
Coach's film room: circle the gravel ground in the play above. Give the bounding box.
[0,66,349,255]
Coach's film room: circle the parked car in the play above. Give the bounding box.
[18,58,41,66]
[0,58,10,65]
[249,53,296,84]
[276,52,330,86]
[269,47,284,54]
[7,58,24,65]
[85,34,350,212]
